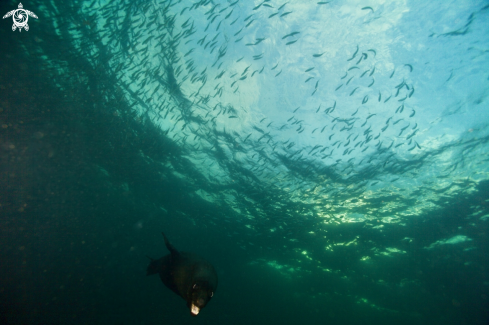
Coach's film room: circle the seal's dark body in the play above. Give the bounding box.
[147,233,218,316]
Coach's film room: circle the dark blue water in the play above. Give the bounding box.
[1,0,488,324]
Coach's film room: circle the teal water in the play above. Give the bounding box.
[1,0,488,324]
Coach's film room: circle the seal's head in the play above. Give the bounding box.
[187,281,215,316]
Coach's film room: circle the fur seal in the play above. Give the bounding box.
[146,232,218,316]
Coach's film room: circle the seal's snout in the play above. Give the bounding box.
[190,304,200,316]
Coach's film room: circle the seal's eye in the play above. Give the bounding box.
[209,292,213,297]
[193,284,198,289]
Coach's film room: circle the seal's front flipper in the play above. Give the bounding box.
[162,232,179,257]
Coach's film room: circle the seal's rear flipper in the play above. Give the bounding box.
[162,232,179,257]
[146,256,163,276]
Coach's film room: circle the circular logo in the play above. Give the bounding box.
[3,3,38,32]
[13,9,28,28]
